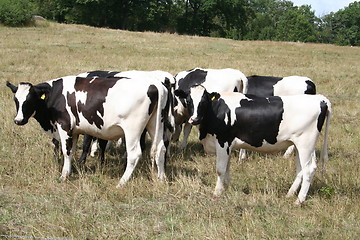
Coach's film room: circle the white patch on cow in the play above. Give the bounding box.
[273,76,312,95]
[14,84,31,122]
[77,91,87,105]
[188,85,206,123]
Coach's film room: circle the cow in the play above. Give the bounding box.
[173,67,248,150]
[6,75,174,187]
[241,75,317,159]
[174,85,331,205]
[246,75,316,96]
[77,70,176,164]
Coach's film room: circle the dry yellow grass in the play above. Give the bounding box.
[0,22,359,239]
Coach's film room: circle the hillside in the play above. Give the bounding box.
[0,23,359,239]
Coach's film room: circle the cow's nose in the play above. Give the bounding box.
[14,119,25,125]
[189,117,200,125]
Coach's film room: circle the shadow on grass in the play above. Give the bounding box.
[66,139,206,182]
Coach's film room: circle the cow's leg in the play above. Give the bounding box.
[171,124,182,142]
[146,125,166,181]
[239,149,247,160]
[214,142,231,197]
[90,138,98,157]
[283,145,295,159]
[180,122,192,150]
[58,127,78,180]
[140,129,147,152]
[295,149,317,205]
[98,139,108,165]
[78,134,93,164]
[116,130,143,187]
[286,147,303,198]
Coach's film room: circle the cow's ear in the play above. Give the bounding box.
[209,92,220,101]
[6,81,18,93]
[34,86,48,101]
[174,89,187,98]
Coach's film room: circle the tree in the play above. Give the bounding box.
[320,1,360,46]
[275,4,318,42]
[0,0,34,26]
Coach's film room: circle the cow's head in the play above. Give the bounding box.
[6,81,46,125]
[174,85,219,125]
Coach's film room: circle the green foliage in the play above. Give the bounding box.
[0,0,34,26]
[321,1,360,46]
[5,0,359,46]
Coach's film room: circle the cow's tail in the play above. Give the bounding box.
[151,80,174,179]
[319,96,332,173]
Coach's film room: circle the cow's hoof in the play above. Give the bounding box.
[116,182,125,189]
[286,192,295,198]
[294,199,303,206]
[59,175,67,182]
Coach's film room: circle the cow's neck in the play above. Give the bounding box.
[199,99,233,145]
[34,100,56,133]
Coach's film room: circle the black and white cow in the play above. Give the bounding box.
[6,75,174,187]
[246,75,316,96]
[173,68,248,149]
[175,85,331,204]
[77,70,176,164]
[241,75,317,159]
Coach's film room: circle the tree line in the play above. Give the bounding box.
[0,0,359,46]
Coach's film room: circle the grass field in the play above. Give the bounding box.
[0,22,359,239]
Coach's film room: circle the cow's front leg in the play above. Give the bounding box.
[213,142,231,197]
[180,122,192,150]
[58,126,78,180]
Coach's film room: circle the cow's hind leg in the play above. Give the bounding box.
[146,125,166,181]
[214,143,231,197]
[286,147,303,198]
[283,145,295,159]
[295,149,317,205]
[78,134,94,165]
[116,136,142,187]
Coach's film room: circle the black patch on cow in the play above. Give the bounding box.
[67,91,80,125]
[84,71,121,78]
[45,79,72,132]
[305,80,316,95]
[147,84,158,115]
[246,75,283,96]
[31,79,70,133]
[234,96,283,147]
[234,87,238,92]
[65,133,73,156]
[198,97,233,149]
[178,69,208,92]
[73,77,119,129]
[317,100,328,132]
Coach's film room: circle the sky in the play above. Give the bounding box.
[291,0,356,16]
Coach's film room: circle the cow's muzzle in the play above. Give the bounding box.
[14,118,27,125]
[189,117,201,125]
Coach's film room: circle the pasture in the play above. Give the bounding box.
[0,22,359,239]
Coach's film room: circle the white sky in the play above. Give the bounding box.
[291,0,356,16]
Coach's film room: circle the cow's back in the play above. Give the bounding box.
[62,76,163,140]
[176,68,245,93]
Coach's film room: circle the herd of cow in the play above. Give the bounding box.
[6,67,331,205]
